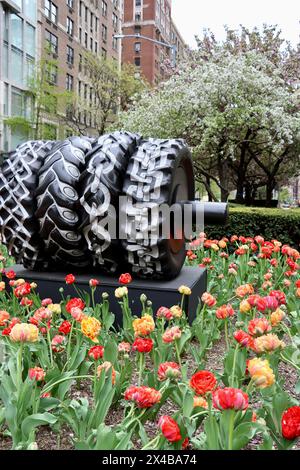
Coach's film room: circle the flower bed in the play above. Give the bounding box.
[0,235,299,450]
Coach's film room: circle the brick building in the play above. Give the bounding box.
[38,0,123,139]
[122,0,187,85]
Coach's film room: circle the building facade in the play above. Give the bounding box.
[37,0,123,139]
[122,0,187,85]
[0,0,38,152]
[0,0,123,151]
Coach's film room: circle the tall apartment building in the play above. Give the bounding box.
[0,0,123,152]
[37,0,123,139]
[122,0,187,85]
[0,0,38,152]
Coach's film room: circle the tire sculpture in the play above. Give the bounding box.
[0,132,228,279]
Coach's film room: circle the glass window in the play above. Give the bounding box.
[11,127,28,150]
[11,14,23,50]
[3,83,9,116]
[2,43,8,78]
[2,10,9,42]
[24,0,37,22]
[45,1,58,23]
[11,47,23,85]
[45,30,58,54]
[13,0,22,9]
[66,73,73,91]
[11,87,24,116]
[26,56,35,83]
[67,17,74,36]
[25,24,36,57]
[67,45,74,64]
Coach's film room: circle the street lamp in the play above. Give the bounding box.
[113,33,177,68]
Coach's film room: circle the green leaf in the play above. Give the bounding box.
[21,413,57,442]
[232,422,265,450]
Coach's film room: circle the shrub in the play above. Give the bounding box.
[206,206,300,248]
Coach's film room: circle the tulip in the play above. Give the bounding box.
[97,362,116,385]
[253,333,285,353]
[158,362,181,381]
[247,358,275,389]
[29,367,46,382]
[178,285,192,296]
[158,416,182,443]
[0,310,10,326]
[9,323,39,343]
[115,287,128,298]
[213,387,249,411]
[132,314,155,337]
[124,386,161,408]
[81,316,101,343]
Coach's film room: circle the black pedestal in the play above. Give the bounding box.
[6,266,207,325]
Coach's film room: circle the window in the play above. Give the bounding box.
[134,57,141,66]
[79,54,82,72]
[95,41,98,53]
[47,64,58,84]
[95,18,98,32]
[67,17,74,36]
[11,47,23,85]
[66,73,74,91]
[102,24,107,42]
[102,48,107,59]
[135,0,141,6]
[85,6,88,22]
[112,13,118,30]
[102,0,107,17]
[25,24,36,57]
[85,32,88,48]
[67,45,74,64]
[46,30,58,54]
[134,24,141,33]
[11,14,23,50]
[79,1,83,16]
[3,84,9,116]
[67,0,74,8]
[134,42,141,53]
[11,87,24,116]
[90,37,93,51]
[24,0,37,21]
[79,27,82,43]
[2,43,8,79]
[45,0,58,24]
[112,36,118,50]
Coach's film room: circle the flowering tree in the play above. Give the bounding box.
[118,27,300,204]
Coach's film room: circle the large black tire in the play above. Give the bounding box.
[35,136,93,268]
[121,139,195,280]
[0,140,56,268]
[79,131,141,273]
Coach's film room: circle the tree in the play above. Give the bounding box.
[118,27,300,205]
[64,53,146,136]
[4,50,66,141]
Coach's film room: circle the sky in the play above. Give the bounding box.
[171,0,300,48]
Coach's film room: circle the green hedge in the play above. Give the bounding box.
[206,206,300,248]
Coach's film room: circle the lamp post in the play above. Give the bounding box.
[113,33,177,68]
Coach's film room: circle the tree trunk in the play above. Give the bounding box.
[217,158,229,202]
[266,178,275,207]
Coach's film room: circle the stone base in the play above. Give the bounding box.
[6,266,207,325]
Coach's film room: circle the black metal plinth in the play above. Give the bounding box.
[5,266,207,325]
